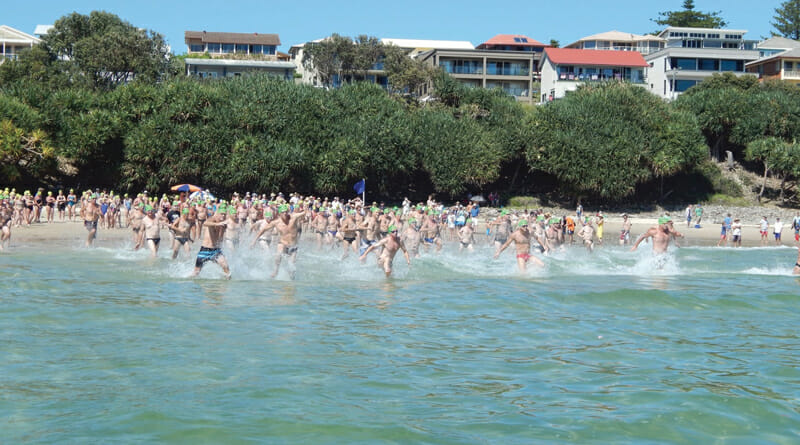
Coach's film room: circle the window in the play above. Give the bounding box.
[584,41,596,49]
[207,43,221,53]
[671,58,697,70]
[235,44,248,53]
[264,45,276,55]
[222,44,234,54]
[699,59,719,71]
[785,61,794,71]
[189,44,204,52]
[683,40,701,48]
[675,79,697,92]
[720,60,744,72]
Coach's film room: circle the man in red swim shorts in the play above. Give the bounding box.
[494,219,544,272]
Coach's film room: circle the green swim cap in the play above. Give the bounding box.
[144,205,154,212]
[658,217,672,225]
[409,217,416,224]
[181,208,189,215]
[218,205,227,213]
[228,207,237,215]
[278,204,289,213]
[518,219,529,227]
[501,209,509,216]
[264,210,273,217]
[536,215,544,221]
[388,224,397,233]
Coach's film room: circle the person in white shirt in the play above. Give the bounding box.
[731,218,742,248]
[774,217,784,245]
[760,216,769,246]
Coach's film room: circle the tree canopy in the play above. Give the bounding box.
[0,11,174,90]
[652,0,727,30]
[772,0,800,40]
[528,82,706,200]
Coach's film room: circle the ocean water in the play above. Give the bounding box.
[2,235,799,443]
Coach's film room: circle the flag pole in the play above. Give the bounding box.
[362,178,365,204]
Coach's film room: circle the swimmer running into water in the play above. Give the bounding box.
[494,219,544,272]
[630,217,684,254]
[359,224,411,277]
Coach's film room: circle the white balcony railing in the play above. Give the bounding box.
[784,70,800,79]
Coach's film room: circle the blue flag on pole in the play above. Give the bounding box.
[353,179,365,195]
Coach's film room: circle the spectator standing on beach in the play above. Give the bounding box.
[576,202,583,221]
[774,218,784,245]
[685,205,693,227]
[595,212,604,244]
[620,214,632,246]
[731,218,743,248]
[792,212,800,243]
[717,219,729,247]
[694,205,704,227]
[760,216,769,246]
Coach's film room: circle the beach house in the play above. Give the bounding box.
[0,25,40,63]
[539,48,649,102]
[644,27,759,99]
[184,31,295,80]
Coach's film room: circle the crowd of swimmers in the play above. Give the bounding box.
[2,186,800,277]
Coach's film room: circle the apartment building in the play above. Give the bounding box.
[0,25,40,63]
[418,34,549,103]
[645,27,759,99]
[539,48,649,102]
[566,30,665,55]
[184,31,294,79]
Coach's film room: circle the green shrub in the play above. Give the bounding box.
[508,196,539,208]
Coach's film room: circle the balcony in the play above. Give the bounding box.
[487,67,529,76]
[443,66,483,75]
[558,72,645,84]
[784,70,800,79]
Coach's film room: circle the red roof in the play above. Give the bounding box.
[544,48,649,67]
[477,34,548,48]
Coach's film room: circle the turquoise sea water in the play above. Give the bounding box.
[2,234,799,443]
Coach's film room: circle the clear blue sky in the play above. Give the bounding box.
[6,0,784,53]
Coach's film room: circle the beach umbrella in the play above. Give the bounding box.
[170,184,202,193]
[470,195,486,203]
[189,190,216,201]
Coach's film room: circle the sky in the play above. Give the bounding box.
[6,0,785,53]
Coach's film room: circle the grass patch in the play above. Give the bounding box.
[704,193,751,207]
[508,196,540,208]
